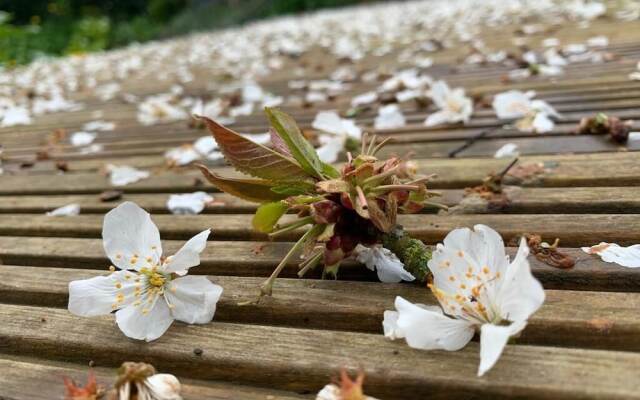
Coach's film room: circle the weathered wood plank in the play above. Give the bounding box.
[2,152,640,194]
[0,213,636,247]
[0,186,638,214]
[0,355,309,400]
[0,303,639,399]
[0,237,636,292]
[1,265,639,351]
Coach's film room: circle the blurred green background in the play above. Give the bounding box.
[0,0,371,67]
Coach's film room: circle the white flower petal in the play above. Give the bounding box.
[492,90,531,119]
[390,297,474,351]
[68,271,137,317]
[532,112,554,133]
[494,143,519,158]
[163,229,210,275]
[166,192,213,215]
[165,146,201,166]
[497,238,545,322]
[356,246,414,283]
[106,164,150,186]
[46,203,81,216]
[312,111,344,134]
[581,242,640,268]
[316,384,341,400]
[144,374,182,400]
[193,136,218,155]
[165,275,223,324]
[383,310,402,339]
[424,111,448,127]
[102,202,162,270]
[70,131,97,147]
[116,299,174,342]
[478,321,526,376]
[374,104,406,130]
[316,134,345,163]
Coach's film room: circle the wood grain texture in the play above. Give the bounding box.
[1,265,639,351]
[0,186,639,214]
[2,152,640,194]
[0,236,637,292]
[0,213,637,247]
[1,304,639,399]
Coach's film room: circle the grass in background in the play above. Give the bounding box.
[0,0,374,67]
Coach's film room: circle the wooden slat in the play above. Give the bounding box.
[2,152,640,194]
[1,265,639,351]
[0,355,309,400]
[0,186,638,214]
[0,213,637,246]
[0,237,636,292]
[0,303,639,399]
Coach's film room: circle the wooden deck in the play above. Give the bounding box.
[1,8,640,400]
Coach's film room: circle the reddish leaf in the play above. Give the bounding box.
[197,164,287,203]
[200,116,310,182]
[269,127,292,157]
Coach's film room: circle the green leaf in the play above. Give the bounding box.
[321,162,340,179]
[197,164,287,203]
[253,201,289,233]
[271,182,314,196]
[200,116,311,182]
[265,107,324,179]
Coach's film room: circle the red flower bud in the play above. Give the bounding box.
[312,200,342,224]
[340,192,354,210]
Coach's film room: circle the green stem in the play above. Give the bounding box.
[269,216,314,238]
[382,225,432,283]
[246,224,324,304]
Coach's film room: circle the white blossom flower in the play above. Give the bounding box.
[581,242,640,268]
[167,192,214,215]
[425,81,473,126]
[106,164,150,186]
[71,131,97,147]
[374,104,406,130]
[356,245,415,283]
[68,202,223,341]
[383,224,544,376]
[493,90,560,133]
[46,203,81,216]
[494,143,519,158]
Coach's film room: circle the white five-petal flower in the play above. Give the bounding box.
[383,224,545,376]
[68,202,223,341]
[425,81,473,126]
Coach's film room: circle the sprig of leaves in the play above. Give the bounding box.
[198,107,440,302]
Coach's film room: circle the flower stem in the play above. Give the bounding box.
[269,216,314,238]
[382,225,432,283]
[240,224,324,305]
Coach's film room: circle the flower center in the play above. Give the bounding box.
[148,272,166,287]
[140,267,168,288]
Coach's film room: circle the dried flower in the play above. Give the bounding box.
[63,370,104,400]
